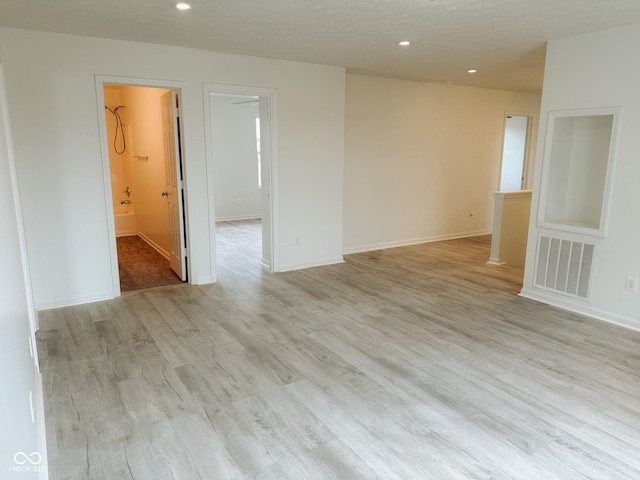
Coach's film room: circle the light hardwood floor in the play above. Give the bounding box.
[37,223,640,479]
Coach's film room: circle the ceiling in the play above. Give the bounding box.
[2,1,640,94]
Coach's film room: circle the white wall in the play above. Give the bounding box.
[343,74,541,253]
[0,28,345,308]
[0,64,45,479]
[211,95,262,221]
[522,23,640,330]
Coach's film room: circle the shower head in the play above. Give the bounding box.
[105,105,126,114]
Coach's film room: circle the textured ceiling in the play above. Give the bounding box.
[2,0,640,93]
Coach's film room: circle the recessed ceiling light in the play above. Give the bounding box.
[467,69,477,73]
[176,2,192,10]
[398,41,411,46]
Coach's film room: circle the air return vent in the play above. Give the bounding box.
[535,234,596,300]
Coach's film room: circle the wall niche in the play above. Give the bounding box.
[538,107,621,236]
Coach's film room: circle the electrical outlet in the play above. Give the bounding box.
[625,275,638,293]
[294,236,301,246]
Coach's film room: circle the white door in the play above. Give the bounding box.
[161,90,187,280]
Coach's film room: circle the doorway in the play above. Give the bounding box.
[210,94,264,280]
[101,82,188,294]
[498,113,535,191]
[204,84,277,282]
[489,112,536,269]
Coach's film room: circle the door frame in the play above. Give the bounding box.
[203,83,279,281]
[95,75,192,297]
[498,110,538,190]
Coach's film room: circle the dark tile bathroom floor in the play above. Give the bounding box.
[116,235,183,292]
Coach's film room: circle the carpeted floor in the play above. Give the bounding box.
[116,235,183,292]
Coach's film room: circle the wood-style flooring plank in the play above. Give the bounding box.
[37,221,640,479]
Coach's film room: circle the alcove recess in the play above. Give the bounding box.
[538,107,621,237]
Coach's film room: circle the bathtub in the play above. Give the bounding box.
[115,210,137,237]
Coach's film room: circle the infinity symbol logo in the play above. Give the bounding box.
[14,452,42,465]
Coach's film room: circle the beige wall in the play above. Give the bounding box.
[105,87,124,215]
[120,86,172,255]
[343,74,541,253]
[489,190,532,269]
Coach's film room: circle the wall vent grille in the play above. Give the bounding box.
[535,234,596,300]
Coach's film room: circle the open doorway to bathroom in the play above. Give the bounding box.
[104,84,187,292]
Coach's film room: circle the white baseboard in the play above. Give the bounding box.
[487,257,503,265]
[138,232,169,259]
[196,275,214,285]
[261,258,271,270]
[343,230,492,255]
[519,287,640,333]
[278,256,344,273]
[36,291,114,311]
[216,215,262,222]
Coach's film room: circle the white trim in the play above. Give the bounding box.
[519,287,640,333]
[203,82,279,280]
[267,93,279,272]
[196,275,214,285]
[95,75,193,297]
[216,214,262,222]
[493,190,533,199]
[279,256,344,272]
[343,230,491,255]
[536,106,622,237]
[36,291,114,311]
